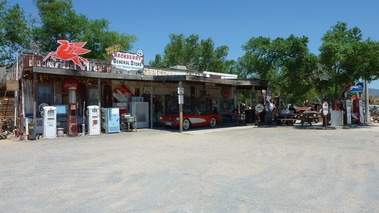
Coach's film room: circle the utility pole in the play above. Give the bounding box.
[178,81,184,133]
[364,79,370,123]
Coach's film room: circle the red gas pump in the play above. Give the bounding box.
[352,93,363,124]
[68,87,78,136]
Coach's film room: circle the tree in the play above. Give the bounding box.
[32,0,136,60]
[76,18,137,60]
[0,0,33,66]
[150,33,233,73]
[238,35,317,104]
[319,22,379,101]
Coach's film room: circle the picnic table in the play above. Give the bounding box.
[280,111,321,126]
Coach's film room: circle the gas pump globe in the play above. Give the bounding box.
[68,87,78,136]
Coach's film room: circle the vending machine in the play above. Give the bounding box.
[340,99,352,125]
[43,106,57,138]
[101,108,120,133]
[128,102,149,128]
[87,105,101,135]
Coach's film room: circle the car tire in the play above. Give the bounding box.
[210,117,217,127]
[183,119,191,130]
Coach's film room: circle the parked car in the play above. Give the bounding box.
[160,113,221,130]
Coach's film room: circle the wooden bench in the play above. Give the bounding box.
[299,115,321,126]
[280,118,297,125]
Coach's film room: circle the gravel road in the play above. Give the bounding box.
[0,124,378,212]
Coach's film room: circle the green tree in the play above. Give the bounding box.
[150,33,233,73]
[238,35,317,104]
[77,18,137,60]
[319,22,379,101]
[0,0,33,66]
[33,0,136,60]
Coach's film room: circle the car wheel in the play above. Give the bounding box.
[210,117,217,127]
[183,119,191,130]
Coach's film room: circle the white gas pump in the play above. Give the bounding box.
[87,105,101,135]
[43,106,57,138]
[341,99,352,125]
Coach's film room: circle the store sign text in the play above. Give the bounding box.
[111,51,144,74]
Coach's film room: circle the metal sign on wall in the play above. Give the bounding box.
[111,49,144,74]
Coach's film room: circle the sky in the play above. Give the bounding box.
[8,0,379,89]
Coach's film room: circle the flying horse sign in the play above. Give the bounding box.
[43,40,91,70]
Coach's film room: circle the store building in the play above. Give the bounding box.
[5,51,267,135]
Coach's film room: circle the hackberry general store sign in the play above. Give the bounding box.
[111,50,144,74]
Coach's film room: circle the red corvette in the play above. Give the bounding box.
[160,113,221,130]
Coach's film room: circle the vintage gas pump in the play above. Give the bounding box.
[340,99,352,125]
[87,105,101,135]
[68,87,78,136]
[352,93,363,124]
[43,106,57,138]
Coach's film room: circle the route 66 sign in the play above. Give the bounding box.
[143,85,151,94]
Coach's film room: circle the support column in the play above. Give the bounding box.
[150,81,153,129]
[97,78,101,109]
[251,86,256,109]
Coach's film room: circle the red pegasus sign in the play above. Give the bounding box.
[43,40,91,70]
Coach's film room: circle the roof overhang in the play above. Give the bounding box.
[28,66,267,89]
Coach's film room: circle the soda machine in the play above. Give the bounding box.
[43,106,57,138]
[87,105,101,135]
[68,87,78,136]
[101,108,120,133]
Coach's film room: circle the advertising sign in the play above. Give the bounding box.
[255,103,264,113]
[112,84,134,102]
[105,43,123,55]
[43,40,91,70]
[62,78,79,92]
[111,50,144,74]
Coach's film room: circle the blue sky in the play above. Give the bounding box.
[9,0,379,89]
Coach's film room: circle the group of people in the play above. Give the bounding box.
[261,96,287,125]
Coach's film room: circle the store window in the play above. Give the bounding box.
[36,84,54,117]
[88,87,99,106]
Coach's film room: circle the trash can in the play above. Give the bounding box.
[57,128,64,137]
[245,109,255,123]
[28,122,36,140]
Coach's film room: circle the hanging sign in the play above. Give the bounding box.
[43,40,91,70]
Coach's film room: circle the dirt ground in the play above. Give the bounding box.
[0,124,378,212]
